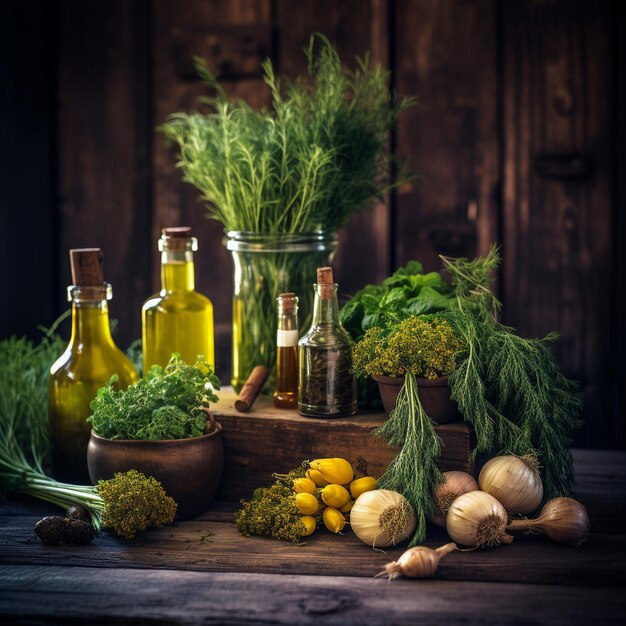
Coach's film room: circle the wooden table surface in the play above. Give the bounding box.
[1,448,625,625]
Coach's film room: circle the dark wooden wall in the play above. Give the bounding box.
[1,0,624,449]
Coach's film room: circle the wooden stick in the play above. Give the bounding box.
[235,366,269,412]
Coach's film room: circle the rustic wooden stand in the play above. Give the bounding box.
[212,388,472,501]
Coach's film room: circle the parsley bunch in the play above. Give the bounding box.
[88,354,220,440]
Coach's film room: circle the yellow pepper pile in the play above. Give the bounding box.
[293,457,378,536]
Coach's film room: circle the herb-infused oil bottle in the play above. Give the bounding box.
[48,249,138,482]
[142,227,215,370]
[273,293,299,408]
[298,267,357,417]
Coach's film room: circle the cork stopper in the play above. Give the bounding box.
[317,267,334,300]
[277,292,297,315]
[69,248,104,286]
[162,226,192,238]
[161,226,193,251]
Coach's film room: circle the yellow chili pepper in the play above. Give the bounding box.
[294,492,319,515]
[349,476,377,499]
[323,507,346,533]
[293,477,317,495]
[321,484,351,509]
[300,516,317,537]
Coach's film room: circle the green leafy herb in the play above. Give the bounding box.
[340,262,452,342]
[373,372,443,546]
[0,318,67,474]
[442,248,582,498]
[88,354,220,440]
[161,34,418,234]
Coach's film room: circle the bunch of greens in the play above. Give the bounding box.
[340,261,453,341]
[373,372,443,546]
[443,247,582,500]
[89,354,220,440]
[350,247,582,544]
[161,34,417,233]
[0,322,66,471]
[0,325,177,538]
[353,316,462,379]
[235,467,308,543]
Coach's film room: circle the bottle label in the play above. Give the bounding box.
[277,330,299,347]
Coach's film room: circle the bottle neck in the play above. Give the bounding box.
[312,284,339,325]
[278,312,298,332]
[70,300,114,345]
[161,249,195,292]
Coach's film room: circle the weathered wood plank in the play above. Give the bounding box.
[0,565,624,626]
[394,0,499,269]
[211,388,472,500]
[1,505,625,587]
[501,0,615,448]
[152,0,273,382]
[275,0,392,295]
[57,0,152,348]
[0,0,57,340]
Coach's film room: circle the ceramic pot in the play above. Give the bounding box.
[372,374,460,424]
[87,412,223,520]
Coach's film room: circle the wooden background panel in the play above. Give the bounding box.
[57,0,152,348]
[152,0,273,380]
[501,0,615,447]
[275,0,392,297]
[0,1,57,338]
[394,0,499,271]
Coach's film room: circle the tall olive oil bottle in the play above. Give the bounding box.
[142,227,215,371]
[48,249,138,482]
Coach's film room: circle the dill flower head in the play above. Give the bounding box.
[96,470,177,539]
[353,316,463,379]
[234,468,308,543]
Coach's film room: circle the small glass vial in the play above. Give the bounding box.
[273,293,299,409]
[298,267,357,417]
[142,227,215,371]
[49,249,138,483]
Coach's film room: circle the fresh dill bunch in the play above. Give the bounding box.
[353,316,462,379]
[0,316,68,473]
[234,467,308,543]
[373,372,443,546]
[96,470,177,539]
[442,249,582,498]
[161,33,418,234]
[88,354,220,440]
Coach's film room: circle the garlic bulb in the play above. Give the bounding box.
[507,497,590,545]
[382,542,457,579]
[351,489,416,548]
[430,471,479,527]
[479,454,543,515]
[446,491,513,547]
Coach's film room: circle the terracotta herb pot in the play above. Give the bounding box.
[371,374,460,424]
[87,412,224,520]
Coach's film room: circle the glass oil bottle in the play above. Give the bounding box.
[298,267,357,417]
[273,292,299,408]
[142,227,215,371]
[48,248,138,482]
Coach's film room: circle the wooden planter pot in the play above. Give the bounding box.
[371,374,460,424]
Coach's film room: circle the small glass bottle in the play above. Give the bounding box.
[273,292,299,409]
[142,227,215,371]
[298,267,357,417]
[49,249,138,483]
